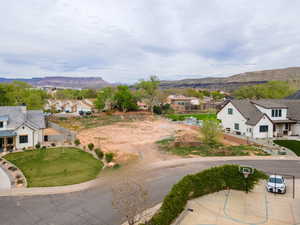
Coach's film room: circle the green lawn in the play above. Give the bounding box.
[273,140,300,156]
[4,147,103,187]
[165,113,217,121]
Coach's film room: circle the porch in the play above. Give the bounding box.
[0,131,17,152]
[273,120,296,138]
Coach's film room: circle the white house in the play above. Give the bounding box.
[45,99,93,114]
[0,106,46,152]
[217,99,300,139]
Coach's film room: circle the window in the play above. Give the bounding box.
[234,123,239,130]
[271,109,282,117]
[19,135,28,144]
[0,121,3,128]
[228,108,233,115]
[44,135,49,142]
[259,125,268,132]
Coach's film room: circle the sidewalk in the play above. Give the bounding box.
[0,166,11,190]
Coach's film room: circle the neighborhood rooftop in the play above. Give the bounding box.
[0,106,46,130]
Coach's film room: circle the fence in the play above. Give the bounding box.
[48,121,76,144]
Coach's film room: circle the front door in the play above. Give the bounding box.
[0,138,3,152]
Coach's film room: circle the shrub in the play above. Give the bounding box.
[88,143,94,151]
[143,165,267,225]
[42,146,47,150]
[105,152,114,163]
[17,179,24,184]
[95,148,104,159]
[74,139,81,146]
[35,143,41,149]
[8,166,17,172]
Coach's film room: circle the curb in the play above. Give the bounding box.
[0,177,101,197]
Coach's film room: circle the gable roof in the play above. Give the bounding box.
[286,90,300,99]
[251,100,288,109]
[0,106,46,130]
[230,100,264,125]
[225,99,300,124]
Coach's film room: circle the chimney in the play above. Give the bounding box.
[20,103,27,113]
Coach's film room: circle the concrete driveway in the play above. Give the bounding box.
[0,166,11,190]
[176,181,300,225]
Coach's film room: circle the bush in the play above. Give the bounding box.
[74,139,81,146]
[88,143,94,151]
[143,165,267,225]
[105,152,114,163]
[35,143,41,149]
[95,148,104,159]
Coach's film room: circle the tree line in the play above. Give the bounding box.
[233,81,298,99]
[0,81,48,110]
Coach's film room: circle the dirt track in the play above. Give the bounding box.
[77,118,199,163]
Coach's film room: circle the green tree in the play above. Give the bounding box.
[114,85,138,112]
[136,76,160,112]
[201,120,221,145]
[94,87,116,111]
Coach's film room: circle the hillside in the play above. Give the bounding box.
[0,76,111,89]
[160,67,300,91]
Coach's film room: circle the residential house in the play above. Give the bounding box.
[45,99,93,114]
[166,95,200,112]
[217,99,300,139]
[0,106,46,152]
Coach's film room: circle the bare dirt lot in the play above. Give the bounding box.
[77,117,200,163]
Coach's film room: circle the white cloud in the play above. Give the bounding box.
[0,0,299,83]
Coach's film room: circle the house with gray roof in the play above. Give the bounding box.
[217,99,300,139]
[0,106,46,152]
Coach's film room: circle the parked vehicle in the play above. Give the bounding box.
[266,175,287,194]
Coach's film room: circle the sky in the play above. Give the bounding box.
[0,0,300,83]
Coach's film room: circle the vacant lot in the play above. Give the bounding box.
[4,148,103,187]
[77,118,199,162]
[274,139,300,156]
[49,113,150,131]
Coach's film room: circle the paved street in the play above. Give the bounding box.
[1,159,300,225]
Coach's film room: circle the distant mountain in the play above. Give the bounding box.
[160,67,300,91]
[0,76,111,89]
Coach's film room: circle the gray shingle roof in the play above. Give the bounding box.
[251,100,288,109]
[229,99,300,125]
[231,100,264,125]
[0,106,45,130]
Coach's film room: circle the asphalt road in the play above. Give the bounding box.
[1,159,300,225]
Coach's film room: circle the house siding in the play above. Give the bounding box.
[252,116,273,138]
[254,105,287,121]
[217,102,248,135]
